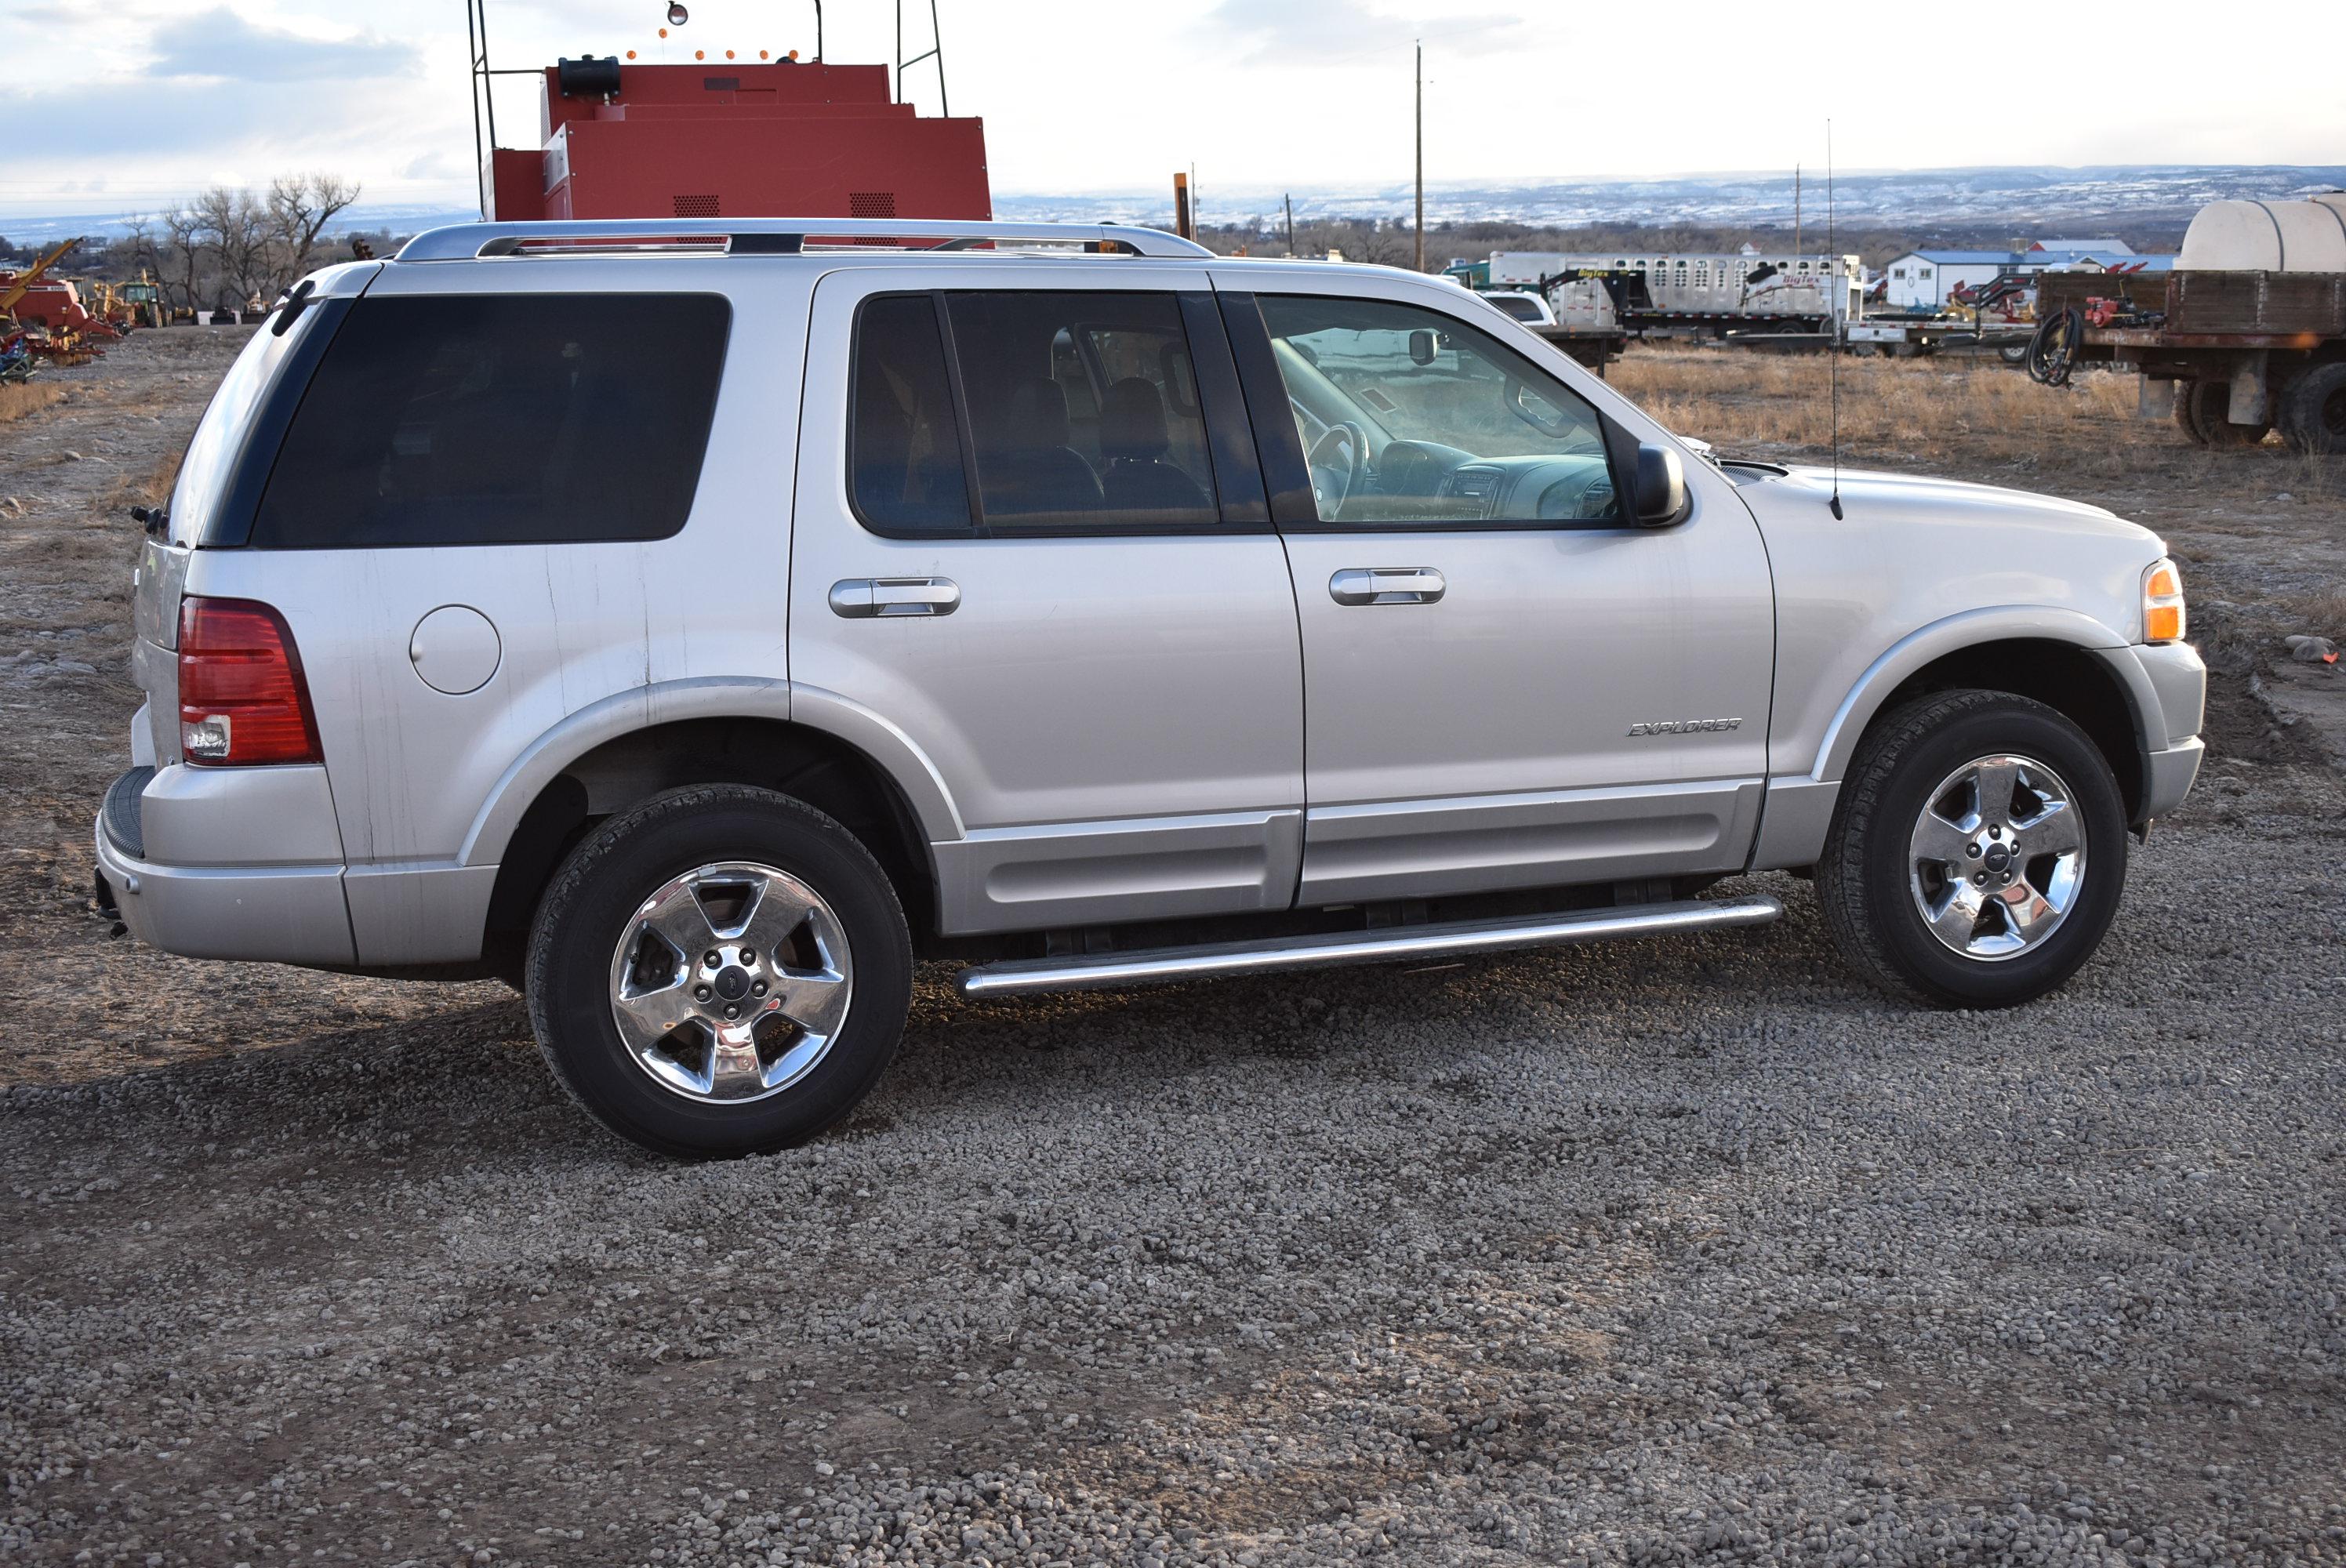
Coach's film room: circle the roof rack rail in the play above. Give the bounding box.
[394,218,1213,263]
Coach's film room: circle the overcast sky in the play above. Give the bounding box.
[2,0,2341,220]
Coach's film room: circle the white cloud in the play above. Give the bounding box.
[149,9,419,82]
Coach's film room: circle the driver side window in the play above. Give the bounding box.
[1256,295,1619,527]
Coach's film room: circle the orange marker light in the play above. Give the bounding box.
[725,49,735,59]
[658,27,667,37]
[2141,559,2187,644]
[695,49,704,59]
[758,49,769,58]
[626,49,637,58]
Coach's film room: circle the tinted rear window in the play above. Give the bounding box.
[849,295,974,535]
[249,293,728,549]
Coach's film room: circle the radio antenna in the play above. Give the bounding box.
[1826,118,1843,520]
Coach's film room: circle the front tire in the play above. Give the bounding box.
[527,785,912,1158]
[1818,691,2128,1008]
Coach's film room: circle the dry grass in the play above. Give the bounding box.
[2270,587,2346,638]
[96,452,182,516]
[1611,347,2139,458]
[0,382,67,423]
[1607,345,2346,503]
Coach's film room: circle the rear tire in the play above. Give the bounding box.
[2182,379,2269,448]
[527,785,912,1158]
[1818,691,2128,1008]
[2279,361,2346,456]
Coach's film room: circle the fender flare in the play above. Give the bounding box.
[454,677,964,869]
[1806,606,2155,783]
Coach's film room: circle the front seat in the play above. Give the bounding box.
[975,377,1103,521]
[1099,378,1213,516]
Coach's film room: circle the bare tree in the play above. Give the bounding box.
[158,204,209,317]
[121,217,162,283]
[267,172,361,289]
[193,187,273,311]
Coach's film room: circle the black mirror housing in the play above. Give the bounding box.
[1634,442,1689,526]
[1407,328,1437,366]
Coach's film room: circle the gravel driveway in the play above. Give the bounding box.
[5,333,2345,1568]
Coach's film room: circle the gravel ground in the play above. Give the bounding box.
[5,331,2345,1568]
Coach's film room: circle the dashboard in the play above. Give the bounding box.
[1369,438,1620,523]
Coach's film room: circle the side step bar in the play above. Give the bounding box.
[953,895,1782,999]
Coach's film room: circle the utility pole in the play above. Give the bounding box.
[1284,193,1295,256]
[1172,171,1192,241]
[1793,164,1802,257]
[1413,41,1425,272]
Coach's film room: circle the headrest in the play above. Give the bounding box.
[1099,376,1169,461]
[998,376,1072,450]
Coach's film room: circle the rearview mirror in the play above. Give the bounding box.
[1407,328,1437,366]
[1634,443,1689,526]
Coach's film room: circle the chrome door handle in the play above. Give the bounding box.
[829,577,961,618]
[1329,567,1445,606]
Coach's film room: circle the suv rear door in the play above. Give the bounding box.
[1217,274,1776,904]
[791,267,1304,935]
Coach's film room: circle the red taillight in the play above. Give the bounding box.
[177,597,322,766]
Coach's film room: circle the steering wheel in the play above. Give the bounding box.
[1305,420,1369,516]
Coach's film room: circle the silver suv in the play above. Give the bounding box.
[97,219,2206,1156]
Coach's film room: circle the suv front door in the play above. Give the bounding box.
[791,268,1305,935]
[1218,278,1775,904]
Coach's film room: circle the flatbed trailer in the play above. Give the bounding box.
[2041,269,2346,452]
[1843,316,2038,358]
[1529,323,1628,376]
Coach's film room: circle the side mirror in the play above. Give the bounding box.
[1407,328,1437,366]
[1634,443,1689,526]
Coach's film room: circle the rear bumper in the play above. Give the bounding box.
[93,764,357,966]
[94,820,357,964]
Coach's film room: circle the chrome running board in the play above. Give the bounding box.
[953,895,1782,998]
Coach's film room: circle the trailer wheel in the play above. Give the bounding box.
[2183,379,2269,448]
[2172,381,2210,445]
[2279,362,2346,456]
[1999,342,2031,366]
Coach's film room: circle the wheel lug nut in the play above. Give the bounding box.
[724,1004,739,1020]
[1966,843,1981,858]
[752,980,768,996]
[1974,873,1986,884]
[704,950,721,967]
[1988,826,2002,840]
[694,985,712,1001]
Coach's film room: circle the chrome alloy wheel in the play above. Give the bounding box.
[606,861,854,1102]
[1907,754,2087,961]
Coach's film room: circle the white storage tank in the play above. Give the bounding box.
[2177,195,2346,272]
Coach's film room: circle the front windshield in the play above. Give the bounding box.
[166,309,320,547]
[1257,295,1618,526]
